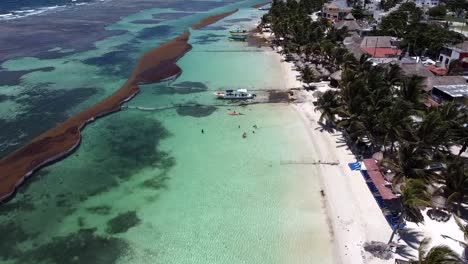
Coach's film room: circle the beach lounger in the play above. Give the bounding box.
[347,162,361,171]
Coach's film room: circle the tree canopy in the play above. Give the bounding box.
[375,2,464,57]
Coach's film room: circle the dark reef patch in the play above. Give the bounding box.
[0,67,54,86]
[192,33,224,45]
[152,12,195,20]
[22,228,128,264]
[0,87,98,158]
[0,221,34,260]
[158,1,228,11]
[131,19,161,24]
[224,18,252,23]
[141,172,170,190]
[0,94,11,102]
[106,211,141,234]
[157,81,208,94]
[33,113,177,204]
[86,205,112,215]
[0,198,35,215]
[137,25,173,40]
[176,105,217,117]
[82,51,134,77]
[203,25,229,31]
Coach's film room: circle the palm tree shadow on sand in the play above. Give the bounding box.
[315,120,335,133]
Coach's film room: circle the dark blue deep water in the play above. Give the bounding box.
[0,0,94,16]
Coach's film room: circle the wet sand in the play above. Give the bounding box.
[190,9,238,30]
[0,31,192,202]
[251,1,271,8]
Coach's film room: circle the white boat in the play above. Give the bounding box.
[215,89,256,99]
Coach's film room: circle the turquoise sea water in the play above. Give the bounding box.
[0,2,333,263]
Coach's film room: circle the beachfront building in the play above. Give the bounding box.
[334,13,362,32]
[321,1,352,21]
[438,41,468,68]
[360,36,402,64]
[431,84,468,105]
[413,0,440,8]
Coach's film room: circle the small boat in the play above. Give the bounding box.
[228,34,247,41]
[215,89,256,100]
[229,29,248,35]
[258,4,271,10]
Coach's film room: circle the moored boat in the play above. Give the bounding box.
[229,29,248,35]
[228,34,247,41]
[215,89,256,100]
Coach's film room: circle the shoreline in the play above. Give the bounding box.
[251,1,271,9]
[273,49,394,263]
[0,9,240,203]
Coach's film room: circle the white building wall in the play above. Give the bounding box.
[413,0,439,8]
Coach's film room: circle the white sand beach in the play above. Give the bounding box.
[274,53,395,264]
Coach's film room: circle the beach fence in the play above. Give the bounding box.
[280,160,339,165]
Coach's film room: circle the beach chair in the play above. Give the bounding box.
[347,162,361,171]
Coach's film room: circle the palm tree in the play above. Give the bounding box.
[384,144,435,184]
[301,66,316,87]
[407,110,453,155]
[397,75,425,109]
[376,98,413,154]
[438,159,468,216]
[315,90,341,125]
[409,238,462,264]
[388,178,431,244]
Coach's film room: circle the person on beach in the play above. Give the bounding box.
[242,132,247,138]
[201,129,204,134]
[238,125,240,128]
[253,125,258,129]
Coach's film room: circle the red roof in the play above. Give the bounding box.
[361,47,402,57]
[426,65,447,76]
[363,159,398,200]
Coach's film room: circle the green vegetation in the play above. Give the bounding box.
[428,5,447,18]
[445,0,468,17]
[379,0,399,11]
[444,15,466,23]
[409,238,462,263]
[375,2,465,57]
[351,5,367,20]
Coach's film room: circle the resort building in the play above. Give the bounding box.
[321,1,352,21]
[360,36,402,64]
[431,84,468,105]
[438,41,468,68]
[334,13,362,32]
[413,0,440,8]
